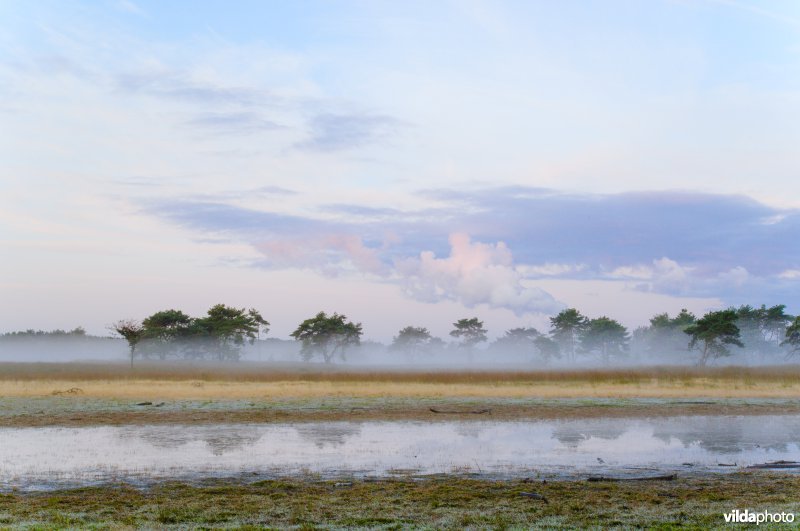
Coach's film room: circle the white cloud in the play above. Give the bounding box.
[778,269,800,279]
[254,234,388,277]
[717,265,750,287]
[395,233,561,315]
[608,265,654,280]
[651,257,693,291]
[609,257,755,297]
[605,257,691,287]
[518,263,587,277]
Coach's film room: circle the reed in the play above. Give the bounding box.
[2,361,800,384]
[2,362,800,399]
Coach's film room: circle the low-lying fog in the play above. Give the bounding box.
[0,335,797,367]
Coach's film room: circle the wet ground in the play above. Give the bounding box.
[3,396,800,426]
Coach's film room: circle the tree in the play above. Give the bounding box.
[112,319,144,368]
[734,305,769,358]
[291,311,363,364]
[781,316,800,358]
[534,335,560,363]
[449,318,488,349]
[684,309,744,366]
[733,304,793,360]
[490,327,558,363]
[581,317,628,365]
[761,304,793,347]
[494,327,541,348]
[140,309,193,360]
[641,309,696,362]
[549,308,589,362]
[193,304,269,361]
[391,326,435,358]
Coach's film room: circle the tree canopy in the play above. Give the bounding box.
[494,327,541,346]
[140,309,193,360]
[291,311,363,364]
[192,304,269,361]
[449,318,488,349]
[490,327,559,363]
[581,317,629,364]
[111,319,144,368]
[636,309,696,362]
[118,305,268,362]
[390,326,435,358]
[781,316,800,358]
[684,309,744,366]
[549,308,589,362]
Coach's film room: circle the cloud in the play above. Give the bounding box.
[518,263,587,278]
[320,203,407,219]
[252,186,298,196]
[295,112,402,152]
[608,257,754,297]
[779,269,800,280]
[114,69,278,108]
[142,200,326,237]
[184,111,283,135]
[254,234,388,276]
[395,233,561,315]
[116,0,145,15]
[141,186,800,310]
[414,187,800,279]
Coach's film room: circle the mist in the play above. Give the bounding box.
[2,320,797,369]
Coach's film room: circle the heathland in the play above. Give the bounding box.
[3,362,800,529]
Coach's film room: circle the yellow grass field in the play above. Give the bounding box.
[2,362,800,399]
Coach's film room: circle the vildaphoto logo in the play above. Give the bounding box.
[724,509,795,525]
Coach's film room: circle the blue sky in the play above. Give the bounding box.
[1,0,799,340]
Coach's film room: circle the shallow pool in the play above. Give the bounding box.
[2,415,799,490]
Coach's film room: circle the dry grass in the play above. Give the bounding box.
[2,362,800,399]
[4,361,800,383]
[4,378,800,399]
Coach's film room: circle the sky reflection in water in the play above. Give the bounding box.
[2,415,799,490]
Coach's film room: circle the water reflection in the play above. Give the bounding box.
[122,425,264,455]
[552,424,627,447]
[650,416,800,454]
[294,424,362,448]
[2,415,799,490]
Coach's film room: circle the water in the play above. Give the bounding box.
[2,415,799,490]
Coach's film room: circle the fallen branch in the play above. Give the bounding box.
[587,474,677,482]
[519,492,548,503]
[52,387,83,396]
[747,461,800,470]
[429,407,491,414]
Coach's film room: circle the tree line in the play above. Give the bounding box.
[112,305,268,367]
[1,327,88,338]
[105,303,800,366]
[380,305,800,367]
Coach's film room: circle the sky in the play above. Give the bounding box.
[1,0,799,341]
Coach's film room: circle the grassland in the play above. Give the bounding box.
[3,362,800,426]
[4,362,800,400]
[3,474,800,529]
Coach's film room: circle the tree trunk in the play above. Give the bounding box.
[698,342,710,366]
